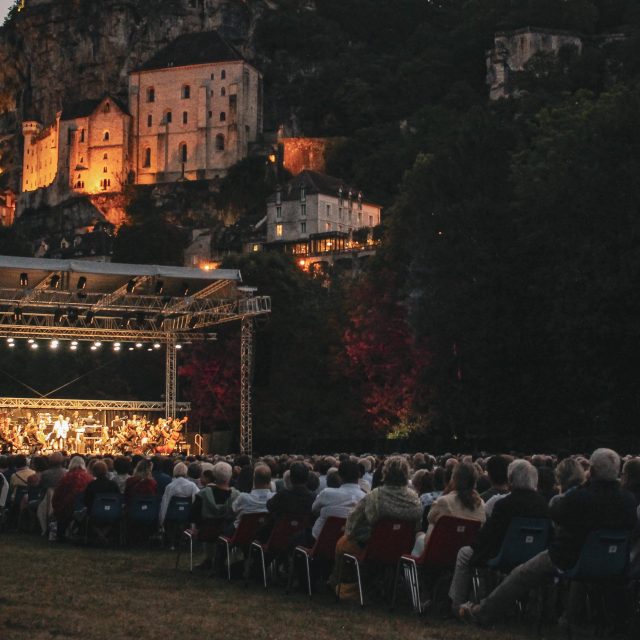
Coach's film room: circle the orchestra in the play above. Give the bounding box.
[0,410,188,456]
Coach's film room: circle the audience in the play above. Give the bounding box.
[159,462,199,526]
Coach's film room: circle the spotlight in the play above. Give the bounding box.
[77,276,87,290]
[8,342,15,348]
[147,347,153,352]
[135,342,143,348]
[68,308,79,323]
[6,338,14,343]
[154,280,164,295]
[153,342,161,349]
[90,345,97,351]
[13,307,23,322]
[20,273,28,287]
[71,340,78,346]
[85,310,95,325]
[114,342,121,347]
[181,282,190,297]
[28,339,34,344]
[70,345,78,351]
[113,345,121,352]
[50,340,58,350]
[128,346,134,351]
[49,274,60,289]
[126,279,136,294]
[176,344,182,350]
[54,308,63,324]
[30,342,38,350]
[94,341,102,347]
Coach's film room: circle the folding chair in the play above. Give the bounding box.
[393,516,482,613]
[288,516,346,596]
[558,529,630,638]
[177,522,224,572]
[218,512,271,581]
[85,493,123,545]
[250,513,310,588]
[126,495,160,545]
[337,518,416,607]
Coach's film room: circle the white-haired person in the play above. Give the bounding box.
[159,461,200,527]
[459,449,637,627]
[231,464,274,530]
[192,461,240,570]
[449,459,549,615]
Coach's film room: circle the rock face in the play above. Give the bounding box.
[0,0,269,192]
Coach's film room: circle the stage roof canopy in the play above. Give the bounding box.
[0,255,270,342]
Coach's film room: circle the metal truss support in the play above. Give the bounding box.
[240,316,255,456]
[165,334,177,419]
[0,398,190,412]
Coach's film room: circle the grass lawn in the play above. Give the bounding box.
[0,533,558,640]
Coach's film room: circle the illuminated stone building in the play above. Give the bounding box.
[266,170,381,249]
[129,31,262,184]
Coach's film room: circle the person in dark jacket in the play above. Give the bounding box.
[459,448,637,625]
[449,459,548,612]
[266,462,314,518]
[84,461,120,512]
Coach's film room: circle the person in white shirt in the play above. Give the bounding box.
[231,464,274,529]
[52,415,69,451]
[311,460,365,540]
[159,462,200,526]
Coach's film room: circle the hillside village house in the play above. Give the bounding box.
[19,31,262,211]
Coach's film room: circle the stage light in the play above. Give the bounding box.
[8,342,15,348]
[77,276,87,290]
[71,340,78,346]
[30,342,38,350]
[153,342,161,349]
[90,345,97,351]
[85,310,95,325]
[135,342,143,348]
[128,346,134,351]
[50,340,58,350]
[126,279,136,294]
[114,342,121,347]
[176,344,182,350]
[54,308,63,324]
[7,337,14,343]
[49,274,60,289]
[20,273,28,287]
[155,280,164,295]
[68,308,79,323]
[147,347,153,352]
[113,345,121,352]
[181,282,190,296]
[13,307,22,322]
[70,345,77,351]
[28,339,34,344]
[94,341,102,347]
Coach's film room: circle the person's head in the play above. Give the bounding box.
[382,456,410,487]
[338,460,360,485]
[187,462,202,481]
[68,456,86,471]
[213,461,233,486]
[114,456,131,475]
[48,452,64,468]
[622,458,640,488]
[92,460,108,478]
[486,455,510,488]
[359,457,372,474]
[412,469,433,495]
[451,462,481,510]
[508,459,538,491]
[173,462,188,478]
[555,458,586,493]
[289,461,309,486]
[14,454,27,469]
[589,448,620,481]
[253,464,272,489]
[202,469,215,485]
[31,456,48,473]
[134,459,153,478]
[326,467,341,488]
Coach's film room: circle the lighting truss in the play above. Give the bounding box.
[0,397,190,412]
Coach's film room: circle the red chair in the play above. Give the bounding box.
[288,516,347,596]
[336,518,416,607]
[177,522,224,572]
[218,512,271,581]
[392,516,482,613]
[250,513,311,588]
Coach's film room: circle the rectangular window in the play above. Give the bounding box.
[276,206,282,220]
[300,204,306,218]
[326,203,331,218]
[300,186,306,202]
[147,114,152,127]
[301,221,306,233]
[276,190,281,205]
[358,212,363,225]
[369,215,374,226]
[182,111,188,124]
[276,223,283,238]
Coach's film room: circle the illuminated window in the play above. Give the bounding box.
[181,85,191,99]
[182,111,188,124]
[146,87,155,103]
[220,112,226,122]
[252,244,259,252]
[276,224,283,237]
[147,114,153,127]
[143,147,151,168]
[215,134,225,151]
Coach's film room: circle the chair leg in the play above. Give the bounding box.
[354,559,364,607]
[260,549,267,588]
[305,554,312,597]
[412,563,422,614]
[225,542,231,581]
[286,550,297,594]
[189,533,193,573]
[391,560,402,611]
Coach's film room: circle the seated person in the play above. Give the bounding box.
[480,455,511,502]
[159,462,200,527]
[84,461,120,512]
[124,460,156,502]
[232,464,274,529]
[267,462,315,518]
[449,459,548,614]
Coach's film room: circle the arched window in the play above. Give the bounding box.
[103,166,108,173]
[179,143,188,163]
[220,87,226,97]
[215,134,225,151]
[103,153,108,160]
[165,111,172,124]
[143,147,151,167]
[220,112,226,122]
[103,131,110,141]
[146,87,155,103]
[181,85,191,99]
[103,102,110,114]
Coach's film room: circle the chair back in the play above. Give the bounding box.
[563,529,630,580]
[12,486,29,510]
[421,516,482,569]
[362,518,416,565]
[310,516,346,560]
[263,513,310,555]
[127,495,160,523]
[488,517,551,572]
[230,512,271,546]
[164,496,192,524]
[91,493,123,523]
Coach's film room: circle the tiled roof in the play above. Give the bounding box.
[61,95,129,120]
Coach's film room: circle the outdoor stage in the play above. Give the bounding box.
[0,256,271,455]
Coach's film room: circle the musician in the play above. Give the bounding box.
[52,414,70,451]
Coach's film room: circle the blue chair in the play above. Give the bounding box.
[126,495,160,545]
[86,493,123,545]
[164,496,192,550]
